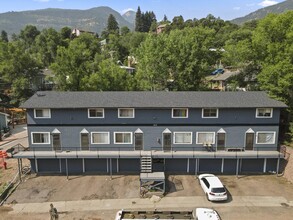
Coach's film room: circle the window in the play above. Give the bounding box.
[174,132,192,144]
[196,132,215,144]
[34,109,51,118]
[114,132,132,144]
[256,108,273,118]
[31,132,50,144]
[88,108,104,118]
[172,108,188,118]
[202,108,218,118]
[91,132,109,144]
[118,108,135,118]
[256,132,275,144]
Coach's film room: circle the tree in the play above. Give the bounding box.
[135,7,144,32]
[1,30,8,42]
[107,14,119,35]
[51,33,101,91]
[120,26,130,36]
[19,25,40,48]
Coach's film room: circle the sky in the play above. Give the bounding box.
[0,0,286,21]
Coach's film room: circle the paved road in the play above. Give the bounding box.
[0,125,28,151]
[6,195,293,214]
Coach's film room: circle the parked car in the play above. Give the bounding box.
[195,208,221,220]
[198,174,227,201]
[211,69,224,75]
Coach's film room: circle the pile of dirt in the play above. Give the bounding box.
[283,147,293,184]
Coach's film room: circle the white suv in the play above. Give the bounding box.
[198,174,227,201]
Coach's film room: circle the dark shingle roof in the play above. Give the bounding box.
[20,91,287,109]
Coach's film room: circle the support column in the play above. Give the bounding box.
[187,158,190,173]
[117,158,119,173]
[107,159,109,173]
[59,159,61,173]
[276,156,280,175]
[17,159,22,182]
[236,158,239,178]
[263,158,267,173]
[82,158,85,173]
[110,158,112,180]
[35,158,38,173]
[221,158,224,173]
[66,158,69,180]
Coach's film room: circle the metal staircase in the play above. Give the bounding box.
[140,156,152,173]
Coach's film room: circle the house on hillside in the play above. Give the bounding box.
[71,28,96,37]
[0,112,10,133]
[13,91,287,175]
[207,70,240,91]
[157,24,167,34]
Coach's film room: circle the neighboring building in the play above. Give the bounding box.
[14,91,287,175]
[0,112,10,132]
[207,70,240,91]
[71,28,96,37]
[157,24,167,34]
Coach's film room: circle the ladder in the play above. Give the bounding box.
[140,156,152,173]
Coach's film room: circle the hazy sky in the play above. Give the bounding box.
[0,0,286,21]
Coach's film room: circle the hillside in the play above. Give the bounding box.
[231,0,293,25]
[122,10,136,24]
[0,7,133,36]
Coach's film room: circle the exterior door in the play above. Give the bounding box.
[245,133,254,150]
[163,133,171,151]
[52,133,61,151]
[134,133,143,150]
[81,133,89,150]
[217,133,225,151]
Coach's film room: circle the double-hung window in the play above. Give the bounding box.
[256,108,273,118]
[31,132,50,144]
[172,108,188,118]
[114,132,132,144]
[202,108,218,118]
[196,132,215,144]
[256,132,275,144]
[34,109,51,118]
[91,132,110,144]
[88,108,104,118]
[173,132,192,144]
[118,108,135,118]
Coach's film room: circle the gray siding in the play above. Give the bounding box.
[27,125,280,151]
[26,108,281,125]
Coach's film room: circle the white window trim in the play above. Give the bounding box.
[34,109,51,119]
[256,108,273,118]
[256,131,276,144]
[173,132,193,144]
[88,108,105,118]
[202,108,219,118]
[196,132,215,144]
[31,132,50,144]
[172,108,188,118]
[91,132,110,144]
[118,108,135,118]
[114,132,133,144]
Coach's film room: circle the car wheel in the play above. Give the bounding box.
[206,193,210,201]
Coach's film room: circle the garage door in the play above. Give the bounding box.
[199,159,222,173]
[266,158,278,173]
[119,159,140,173]
[84,159,107,173]
[223,159,238,174]
[37,159,60,173]
[241,159,264,173]
[165,159,187,173]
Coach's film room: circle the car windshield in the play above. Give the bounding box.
[211,187,226,193]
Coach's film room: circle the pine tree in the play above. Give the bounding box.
[135,6,143,32]
[107,14,119,34]
[0,30,8,42]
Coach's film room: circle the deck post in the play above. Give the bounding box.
[17,159,22,182]
[66,158,68,180]
[276,156,280,175]
[221,158,224,173]
[110,158,112,180]
[117,158,119,173]
[263,158,267,173]
[236,158,239,178]
[187,158,190,173]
